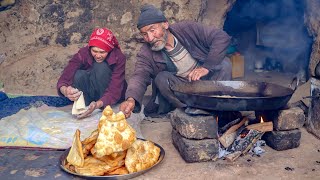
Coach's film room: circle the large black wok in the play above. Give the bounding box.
[171,80,295,111]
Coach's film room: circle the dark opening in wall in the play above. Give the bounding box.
[223,0,313,80]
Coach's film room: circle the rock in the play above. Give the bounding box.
[172,129,219,163]
[275,107,305,131]
[286,101,308,117]
[262,129,301,151]
[306,77,320,139]
[257,107,305,131]
[170,108,218,139]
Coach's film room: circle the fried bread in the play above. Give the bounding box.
[94,106,136,157]
[66,129,84,167]
[125,139,161,173]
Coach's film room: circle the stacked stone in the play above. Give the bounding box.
[260,107,305,151]
[170,108,219,163]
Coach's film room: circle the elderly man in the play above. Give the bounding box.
[120,4,232,118]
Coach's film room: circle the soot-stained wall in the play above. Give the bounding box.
[224,0,313,78]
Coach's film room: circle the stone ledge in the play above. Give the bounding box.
[262,129,301,151]
[170,108,218,139]
[172,129,219,163]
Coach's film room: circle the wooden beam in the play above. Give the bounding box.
[225,151,242,162]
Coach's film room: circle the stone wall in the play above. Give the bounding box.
[0,0,213,95]
[306,0,320,77]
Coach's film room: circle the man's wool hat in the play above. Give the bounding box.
[137,4,167,29]
[88,28,119,52]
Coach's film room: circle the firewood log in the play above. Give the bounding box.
[218,117,248,148]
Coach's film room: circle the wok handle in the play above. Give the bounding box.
[289,77,299,91]
[303,93,320,99]
[303,95,320,99]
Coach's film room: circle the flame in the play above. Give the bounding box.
[260,117,264,123]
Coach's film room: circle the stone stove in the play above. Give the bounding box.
[170,106,305,163]
[170,108,220,163]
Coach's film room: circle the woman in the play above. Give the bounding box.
[57,28,127,118]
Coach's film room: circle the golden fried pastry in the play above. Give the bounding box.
[125,140,161,173]
[82,140,96,158]
[95,150,127,167]
[82,129,99,158]
[66,129,84,167]
[94,106,136,157]
[65,162,76,173]
[75,155,119,176]
[82,129,99,145]
[106,166,129,175]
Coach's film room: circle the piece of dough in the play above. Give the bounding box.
[72,92,87,115]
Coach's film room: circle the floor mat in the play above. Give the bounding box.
[0,93,71,119]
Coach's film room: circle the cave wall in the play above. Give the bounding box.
[306,0,320,77]
[1,0,319,96]
[0,0,235,95]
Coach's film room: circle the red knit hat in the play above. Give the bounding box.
[88,28,119,52]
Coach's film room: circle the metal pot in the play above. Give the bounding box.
[171,80,295,111]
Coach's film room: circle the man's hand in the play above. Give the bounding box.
[61,86,81,101]
[119,97,135,118]
[77,101,98,119]
[187,67,209,82]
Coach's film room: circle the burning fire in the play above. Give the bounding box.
[260,117,264,123]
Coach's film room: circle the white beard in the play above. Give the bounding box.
[151,41,166,51]
[150,28,168,51]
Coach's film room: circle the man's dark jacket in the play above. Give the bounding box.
[126,21,232,112]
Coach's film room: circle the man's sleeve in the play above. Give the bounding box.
[125,51,154,113]
[190,22,231,71]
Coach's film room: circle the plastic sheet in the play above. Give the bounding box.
[0,104,144,149]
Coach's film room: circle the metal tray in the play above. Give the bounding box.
[59,139,165,179]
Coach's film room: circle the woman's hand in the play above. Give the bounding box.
[61,86,81,101]
[77,101,97,119]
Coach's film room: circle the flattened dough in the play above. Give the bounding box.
[72,92,87,115]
